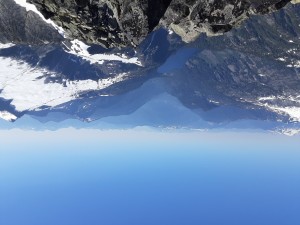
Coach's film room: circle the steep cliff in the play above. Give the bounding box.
[161,0,292,42]
[0,0,63,44]
[27,0,172,48]
[26,0,293,48]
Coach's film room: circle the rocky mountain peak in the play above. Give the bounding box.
[26,0,293,48]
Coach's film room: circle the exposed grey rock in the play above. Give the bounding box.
[27,0,172,48]
[161,0,292,42]
[0,0,63,44]
[26,0,292,48]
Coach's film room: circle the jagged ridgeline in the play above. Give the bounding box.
[27,0,294,48]
[27,0,173,47]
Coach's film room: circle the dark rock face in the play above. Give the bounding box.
[26,0,292,48]
[0,0,63,44]
[27,0,172,48]
[161,0,292,42]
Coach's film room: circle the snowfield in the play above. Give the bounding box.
[0,57,128,112]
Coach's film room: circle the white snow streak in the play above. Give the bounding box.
[12,1,142,66]
[0,43,15,49]
[68,39,142,66]
[13,0,65,36]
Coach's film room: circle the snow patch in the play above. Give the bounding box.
[257,95,300,122]
[272,107,300,122]
[276,128,300,136]
[208,99,220,104]
[0,57,127,112]
[258,73,266,77]
[0,43,15,49]
[0,111,17,122]
[277,57,286,62]
[258,96,276,101]
[287,60,300,68]
[67,39,142,66]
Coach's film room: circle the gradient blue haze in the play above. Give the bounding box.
[0,130,300,225]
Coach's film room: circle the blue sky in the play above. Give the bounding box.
[1,129,300,225]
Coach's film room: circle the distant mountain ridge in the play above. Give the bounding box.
[0,1,300,134]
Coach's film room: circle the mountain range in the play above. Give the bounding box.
[0,0,300,135]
